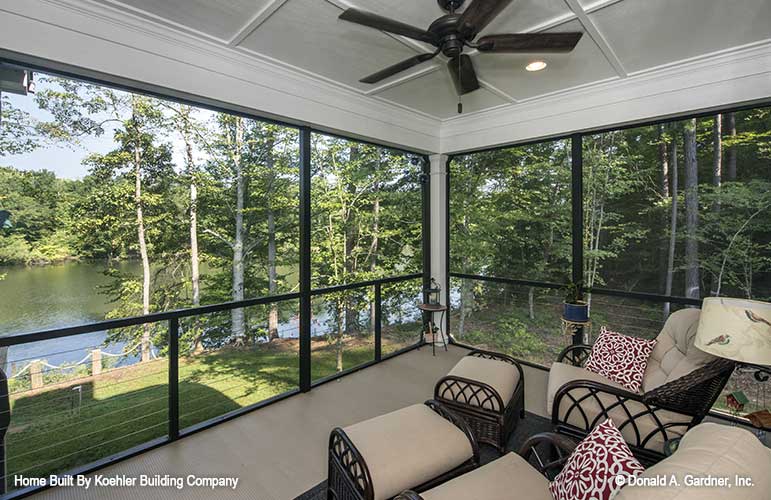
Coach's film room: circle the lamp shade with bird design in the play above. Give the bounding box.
[695,297,771,366]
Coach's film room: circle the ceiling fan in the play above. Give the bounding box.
[339,0,583,109]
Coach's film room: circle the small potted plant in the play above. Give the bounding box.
[562,282,589,322]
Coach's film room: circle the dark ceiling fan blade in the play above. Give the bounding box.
[477,32,584,53]
[360,52,439,84]
[459,0,514,38]
[447,54,480,95]
[339,9,438,45]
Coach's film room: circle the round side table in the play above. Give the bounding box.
[418,303,448,356]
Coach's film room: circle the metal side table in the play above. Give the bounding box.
[418,303,448,356]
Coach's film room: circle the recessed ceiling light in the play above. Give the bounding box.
[526,61,547,72]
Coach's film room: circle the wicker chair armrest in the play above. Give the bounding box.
[329,427,375,500]
[394,491,424,500]
[424,399,481,464]
[552,378,643,424]
[518,432,578,479]
[556,344,592,367]
[434,375,507,413]
[552,379,693,451]
[643,358,735,417]
[468,349,517,365]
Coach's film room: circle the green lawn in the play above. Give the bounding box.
[7,334,415,487]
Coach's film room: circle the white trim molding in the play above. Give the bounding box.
[440,40,771,153]
[1,0,770,156]
[0,0,442,153]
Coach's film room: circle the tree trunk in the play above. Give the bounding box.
[231,118,246,343]
[528,287,535,320]
[663,132,679,319]
[712,115,722,188]
[683,119,700,299]
[344,146,359,336]
[266,136,279,342]
[725,113,737,181]
[658,124,670,198]
[458,277,470,338]
[336,299,344,372]
[369,188,380,337]
[267,208,279,341]
[132,103,151,363]
[658,125,670,293]
[181,109,204,354]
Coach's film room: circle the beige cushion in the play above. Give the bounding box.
[547,362,690,453]
[443,356,520,410]
[616,423,771,500]
[343,404,474,500]
[643,308,716,392]
[419,452,552,500]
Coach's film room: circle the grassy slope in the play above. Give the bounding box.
[7,336,413,484]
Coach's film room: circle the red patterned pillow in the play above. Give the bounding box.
[549,419,644,500]
[584,327,656,393]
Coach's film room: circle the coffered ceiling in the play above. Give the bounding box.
[89,0,771,120]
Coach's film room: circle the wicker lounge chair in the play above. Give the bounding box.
[395,422,771,500]
[548,308,735,465]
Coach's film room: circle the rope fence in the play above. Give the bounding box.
[7,341,151,390]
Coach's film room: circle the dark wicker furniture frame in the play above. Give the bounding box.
[434,349,525,452]
[551,344,735,465]
[327,400,480,500]
[394,432,577,499]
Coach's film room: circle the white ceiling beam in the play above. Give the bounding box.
[322,0,434,54]
[581,0,626,15]
[364,64,442,95]
[229,0,290,47]
[477,80,518,104]
[562,0,627,77]
[96,0,229,44]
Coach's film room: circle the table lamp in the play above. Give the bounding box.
[695,297,771,366]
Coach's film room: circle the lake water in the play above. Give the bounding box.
[0,261,423,376]
[0,261,142,372]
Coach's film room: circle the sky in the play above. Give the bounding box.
[1,75,215,180]
[4,91,115,179]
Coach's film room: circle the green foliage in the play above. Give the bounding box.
[464,312,548,358]
[562,281,583,304]
[0,166,78,264]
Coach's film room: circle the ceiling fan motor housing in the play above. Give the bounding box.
[437,0,466,12]
[428,14,465,57]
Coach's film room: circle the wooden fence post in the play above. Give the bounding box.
[30,360,43,390]
[91,349,102,376]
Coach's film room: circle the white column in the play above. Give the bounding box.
[429,154,449,343]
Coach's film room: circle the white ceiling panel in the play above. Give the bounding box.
[239,0,420,91]
[98,0,269,40]
[473,20,616,100]
[591,0,771,73]
[481,0,574,35]
[377,68,508,119]
[86,0,771,121]
[346,0,573,38]
[346,0,457,31]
